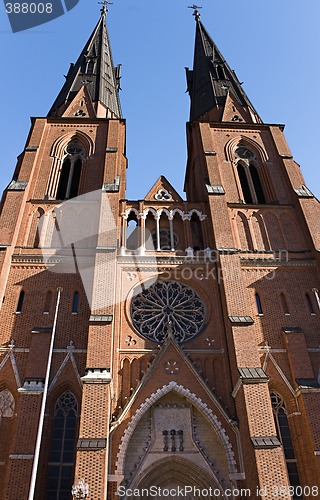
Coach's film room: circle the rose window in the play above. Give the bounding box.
[131,281,205,343]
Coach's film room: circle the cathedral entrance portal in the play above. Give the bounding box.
[133,457,227,499]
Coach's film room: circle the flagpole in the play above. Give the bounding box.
[28,287,63,500]
[312,288,320,311]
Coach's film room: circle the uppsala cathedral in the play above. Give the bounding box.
[1,4,320,499]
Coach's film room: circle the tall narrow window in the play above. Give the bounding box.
[86,60,94,74]
[68,159,82,199]
[16,290,24,313]
[237,164,253,204]
[235,146,267,204]
[280,293,290,315]
[271,392,301,495]
[249,165,266,204]
[34,208,45,248]
[255,293,263,314]
[72,292,79,314]
[46,391,78,500]
[56,158,71,200]
[217,65,225,79]
[44,290,52,314]
[56,140,85,200]
[306,293,315,315]
[190,213,204,251]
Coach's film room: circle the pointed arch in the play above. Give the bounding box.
[225,135,268,163]
[43,290,52,314]
[280,293,290,315]
[190,212,204,250]
[45,391,79,499]
[0,388,15,419]
[236,211,253,250]
[28,207,45,248]
[48,132,93,200]
[16,290,25,313]
[270,391,301,488]
[305,292,315,315]
[115,381,237,477]
[255,292,263,314]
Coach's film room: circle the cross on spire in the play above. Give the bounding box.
[98,0,113,16]
[188,4,202,20]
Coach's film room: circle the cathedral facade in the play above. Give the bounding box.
[0,7,320,499]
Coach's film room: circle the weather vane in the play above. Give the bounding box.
[188,4,202,19]
[98,0,113,16]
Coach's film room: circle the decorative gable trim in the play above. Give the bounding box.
[251,436,281,449]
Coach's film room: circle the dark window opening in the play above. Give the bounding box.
[271,392,301,497]
[69,159,82,199]
[56,158,71,200]
[16,290,24,313]
[126,216,139,250]
[72,292,79,314]
[86,60,94,74]
[217,65,225,79]
[280,293,289,314]
[46,391,78,500]
[44,291,52,314]
[255,293,263,314]
[306,293,315,314]
[250,165,266,204]
[237,164,253,203]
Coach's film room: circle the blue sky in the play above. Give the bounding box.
[0,0,319,200]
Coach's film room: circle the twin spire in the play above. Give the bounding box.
[48,5,122,119]
[185,11,261,123]
[49,6,260,123]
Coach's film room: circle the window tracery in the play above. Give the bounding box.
[46,391,78,499]
[270,392,301,492]
[56,139,86,200]
[131,280,206,343]
[0,389,15,419]
[235,146,266,204]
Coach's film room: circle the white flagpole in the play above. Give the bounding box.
[28,287,63,500]
[312,288,320,311]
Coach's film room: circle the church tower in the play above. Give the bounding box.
[0,6,320,500]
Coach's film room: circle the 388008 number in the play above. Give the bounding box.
[5,3,53,14]
[272,486,319,497]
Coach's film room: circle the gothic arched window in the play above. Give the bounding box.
[190,213,204,251]
[280,293,290,315]
[44,290,52,314]
[72,292,79,314]
[271,392,301,492]
[56,140,85,200]
[235,146,267,205]
[126,213,139,250]
[306,293,315,315]
[46,391,79,500]
[255,293,263,314]
[16,290,25,313]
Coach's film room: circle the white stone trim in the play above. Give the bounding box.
[115,381,237,477]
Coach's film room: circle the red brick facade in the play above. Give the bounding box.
[0,10,320,500]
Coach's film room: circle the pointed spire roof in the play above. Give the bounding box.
[186,10,261,123]
[48,8,122,119]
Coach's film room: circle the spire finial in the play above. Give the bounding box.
[98,0,113,17]
[188,4,202,20]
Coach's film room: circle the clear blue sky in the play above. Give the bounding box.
[0,0,319,200]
